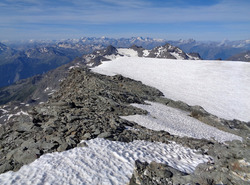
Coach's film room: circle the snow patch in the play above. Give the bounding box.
[142,50,150,57]
[85,54,95,63]
[86,62,94,67]
[0,138,210,185]
[187,54,200,60]
[69,64,80,70]
[104,54,117,60]
[0,109,8,114]
[117,48,138,57]
[155,46,167,57]
[122,101,242,143]
[44,87,50,92]
[7,111,29,120]
[170,52,185,60]
[245,54,250,59]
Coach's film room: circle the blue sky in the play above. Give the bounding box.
[0,0,249,41]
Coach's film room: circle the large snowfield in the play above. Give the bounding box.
[0,139,211,185]
[0,54,248,184]
[92,57,250,122]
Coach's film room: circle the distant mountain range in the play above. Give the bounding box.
[4,37,249,60]
[1,37,249,88]
[0,42,103,88]
[168,39,250,60]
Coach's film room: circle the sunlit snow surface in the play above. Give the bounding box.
[122,101,242,142]
[0,139,210,185]
[117,48,139,57]
[92,57,250,122]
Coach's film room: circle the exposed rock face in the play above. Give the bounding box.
[129,45,145,57]
[128,43,202,60]
[227,50,250,62]
[77,45,122,67]
[146,43,188,59]
[187,52,202,60]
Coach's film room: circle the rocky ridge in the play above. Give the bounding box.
[141,43,201,60]
[0,66,249,184]
[76,44,201,68]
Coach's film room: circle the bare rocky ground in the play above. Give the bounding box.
[0,67,249,185]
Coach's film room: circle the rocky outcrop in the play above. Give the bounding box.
[187,52,202,60]
[80,45,122,67]
[129,45,145,57]
[129,160,188,185]
[130,139,250,185]
[129,43,202,60]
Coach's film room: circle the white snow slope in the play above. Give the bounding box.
[117,48,139,57]
[92,57,250,122]
[0,138,211,185]
[122,101,242,143]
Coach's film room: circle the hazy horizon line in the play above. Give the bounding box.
[1,36,249,43]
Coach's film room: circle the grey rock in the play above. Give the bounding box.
[82,133,91,140]
[13,149,39,164]
[0,162,13,174]
[77,142,88,148]
[41,142,59,151]
[97,132,112,138]
[57,143,70,152]
[129,160,188,185]
[13,122,33,133]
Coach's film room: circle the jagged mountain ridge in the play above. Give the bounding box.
[4,37,249,59]
[131,44,201,60]
[81,44,201,67]
[169,39,250,60]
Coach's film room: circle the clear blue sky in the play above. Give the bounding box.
[0,0,249,41]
